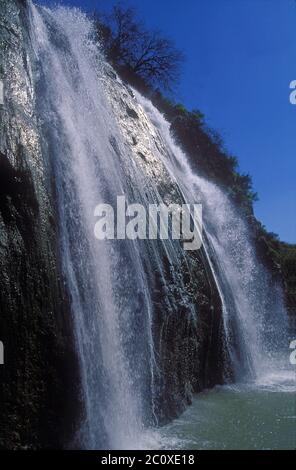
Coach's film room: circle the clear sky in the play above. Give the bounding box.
[39,0,296,243]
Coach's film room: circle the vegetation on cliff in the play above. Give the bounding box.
[94,2,296,319]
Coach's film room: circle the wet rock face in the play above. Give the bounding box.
[103,69,230,424]
[0,0,80,449]
[144,245,228,424]
[0,0,229,448]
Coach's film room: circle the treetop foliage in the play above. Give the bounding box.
[92,3,295,317]
[95,3,184,90]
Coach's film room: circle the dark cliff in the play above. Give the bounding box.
[1,0,292,451]
[0,0,80,449]
[0,0,230,447]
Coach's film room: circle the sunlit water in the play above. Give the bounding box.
[155,371,296,450]
[26,1,295,449]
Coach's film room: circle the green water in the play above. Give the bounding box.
[160,378,296,450]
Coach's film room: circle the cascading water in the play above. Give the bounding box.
[26,1,293,450]
[29,3,155,449]
[136,92,291,384]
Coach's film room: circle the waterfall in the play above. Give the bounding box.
[29,3,155,449]
[27,2,291,450]
[136,92,290,383]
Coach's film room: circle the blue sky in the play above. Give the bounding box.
[40,0,296,243]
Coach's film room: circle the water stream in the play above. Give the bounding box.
[27,2,295,449]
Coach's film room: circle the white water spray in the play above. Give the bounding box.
[27,1,293,449]
[136,91,291,384]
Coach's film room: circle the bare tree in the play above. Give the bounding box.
[100,3,184,90]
